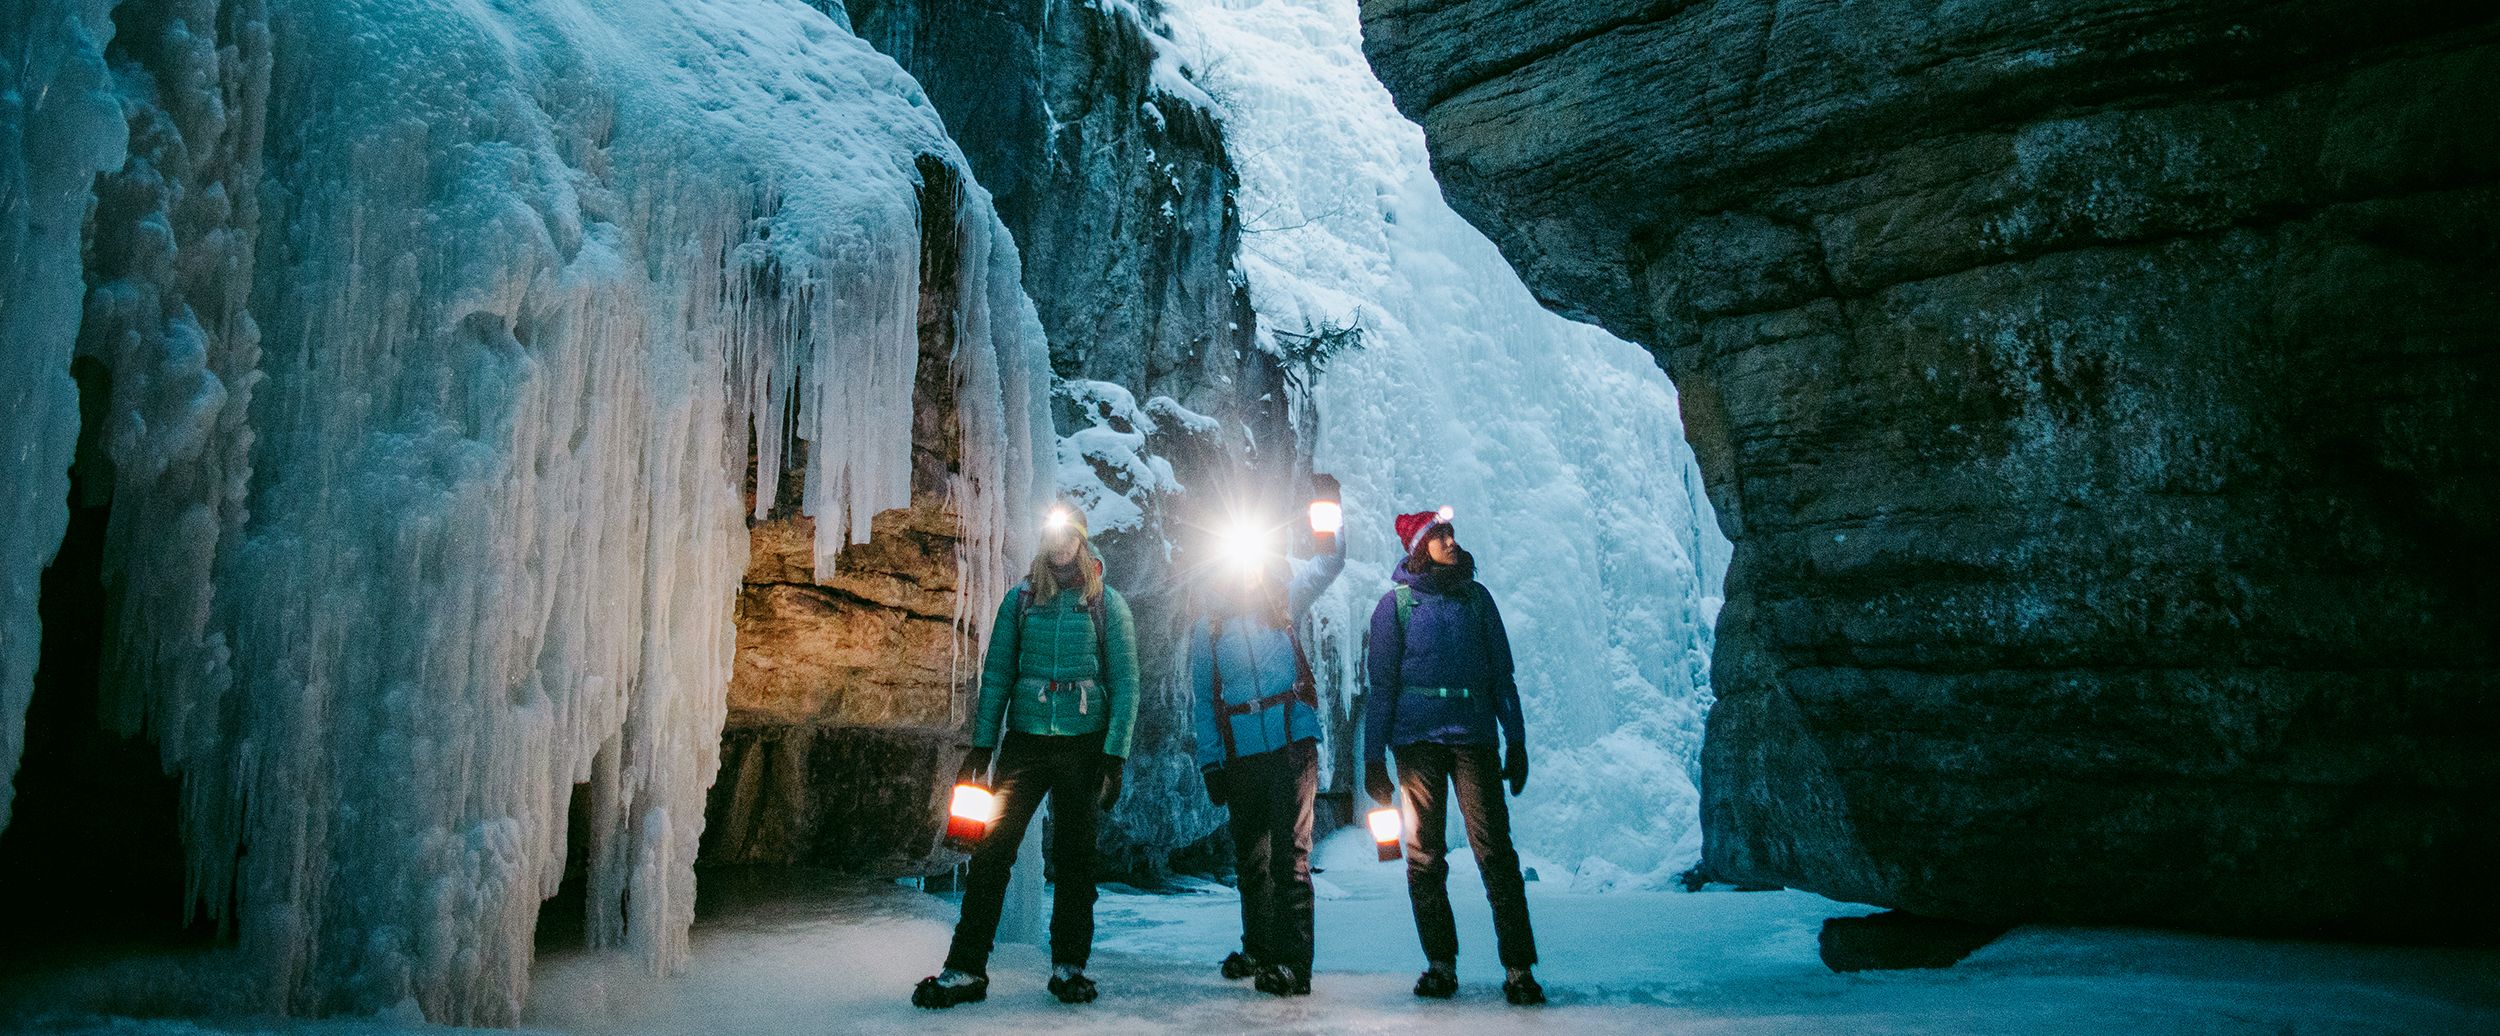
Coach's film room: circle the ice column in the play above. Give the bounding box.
[7,0,1053,1023]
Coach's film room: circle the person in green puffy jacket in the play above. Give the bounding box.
[914,506,1140,1009]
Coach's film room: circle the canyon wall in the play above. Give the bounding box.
[1360,0,2499,937]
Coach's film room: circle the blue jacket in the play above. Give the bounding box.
[1363,559,1524,765]
[1189,534,1346,768]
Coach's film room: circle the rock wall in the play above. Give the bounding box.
[1360,0,2500,937]
[716,0,1291,873]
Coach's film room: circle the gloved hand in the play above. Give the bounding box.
[958,746,994,787]
[1365,759,1396,806]
[1503,743,1529,796]
[1099,755,1126,811]
[1201,765,1228,807]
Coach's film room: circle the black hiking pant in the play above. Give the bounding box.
[1222,737,1318,972]
[1393,742,1539,969]
[945,732,1106,974]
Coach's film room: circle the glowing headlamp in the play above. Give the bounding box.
[1223,520,1273,579]
[1044,507,1071,531]
[1437,505,1455,523]
[1368,806,1403,861]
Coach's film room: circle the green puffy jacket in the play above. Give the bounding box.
[971,581,1140,758]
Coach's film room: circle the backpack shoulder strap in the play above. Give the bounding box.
[1089,590,1110,679]
[1206,615,1237,763]
[1394,584,1415,633]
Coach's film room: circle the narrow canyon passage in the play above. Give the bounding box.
[2,0,2493,1031]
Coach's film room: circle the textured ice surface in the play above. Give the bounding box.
[0,0,128,832]
[1162,0,1733,888]
[4,0,1052,1023]
[8,830,2497,1034]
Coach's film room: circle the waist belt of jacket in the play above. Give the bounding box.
[1207,614,1319,764]
[1405,685,1474,699]
[1035,677,1098,716]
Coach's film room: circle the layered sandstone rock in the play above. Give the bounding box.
[713,1,1292,873]
[1361,0,2500,937]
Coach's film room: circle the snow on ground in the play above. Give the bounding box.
[10,828,2496,1034]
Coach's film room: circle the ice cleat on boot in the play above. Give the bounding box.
[1502,967,1546,1006]
[1413,961,1459,999]
[1048,964,1099,1004]
[1220,951,1260,980]
[1254,963,1310,997]
[910,969,988,1009]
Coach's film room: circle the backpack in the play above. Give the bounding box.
[1205,612,1319,763]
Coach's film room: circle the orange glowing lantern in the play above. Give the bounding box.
[946,783,997,851]
[1368,807,1403,862]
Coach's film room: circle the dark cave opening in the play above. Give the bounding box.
[0,358,212,971]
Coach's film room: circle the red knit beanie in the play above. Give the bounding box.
[1396,507,1452,554]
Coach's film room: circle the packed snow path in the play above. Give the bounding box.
[6,829,2494,1034]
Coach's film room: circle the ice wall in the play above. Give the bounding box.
[1162,0,1731,889]
[1,0,127,832]
[7,0,1051,1023]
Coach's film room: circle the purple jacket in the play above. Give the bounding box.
[1363,556,1525,765]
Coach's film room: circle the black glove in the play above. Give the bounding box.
[1099,755,1126,811]
[1201,765,1228,807]
[958,746,994,787]
[1503,743,1529,796]
[1365,760,1396,806]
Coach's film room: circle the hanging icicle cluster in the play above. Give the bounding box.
[2,0,1052,1023]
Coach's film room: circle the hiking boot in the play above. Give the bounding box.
[1253,963,1310,997]
[910,969,988,1009]
[1412,961,1458,999]
[1502,967,1546,1006]
[1220,951,1260,980]
[1047,964,1098,1004]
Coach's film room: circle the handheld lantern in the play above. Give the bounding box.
[1368,806,1403,862]
[1308,500,1343,536]
[945,783,997,852]
[1308,473,1343,536]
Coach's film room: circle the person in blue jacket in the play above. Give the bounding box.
[1189,497,1346,997]
[1363,507,1545,1005]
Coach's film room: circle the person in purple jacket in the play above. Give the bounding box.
[1364,507,1546,1005]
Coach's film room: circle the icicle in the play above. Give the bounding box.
[14,0,1055,1024]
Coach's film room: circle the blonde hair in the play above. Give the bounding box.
[1026,530,1103,603]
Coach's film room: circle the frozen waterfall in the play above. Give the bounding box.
[1162,0,1734,889]
[2,0,1051,1024]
